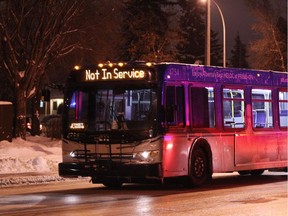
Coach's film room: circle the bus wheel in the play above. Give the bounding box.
[102,179,123,188]
[188,148,210,186]
[250,169,265,176]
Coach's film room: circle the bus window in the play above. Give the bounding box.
[279,90,288,127]
[223,88,245,128]
[165,85,185,126]
[69,91,89,123]
[190,87,215,128]
[252,89,273,128]
[131,89,157,121]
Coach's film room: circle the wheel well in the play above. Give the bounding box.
[189,138,213,176]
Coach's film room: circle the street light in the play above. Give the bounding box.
[201,0,226,67]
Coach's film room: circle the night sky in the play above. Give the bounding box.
[210,0,287,59]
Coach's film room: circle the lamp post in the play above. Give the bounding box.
[202,0,226,67]
[205,0,211,66]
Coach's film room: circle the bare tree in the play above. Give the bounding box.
[0,0,84,139]
[47,0,125,84]
[245,0,287,71]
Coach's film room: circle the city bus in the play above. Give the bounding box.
[58,62,288,187]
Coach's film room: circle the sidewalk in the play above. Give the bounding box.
[0,172,66,187]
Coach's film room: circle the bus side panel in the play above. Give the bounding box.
[235,131,287,168]
[163,133,236,176]
[162,134,190,177]
[278,132,288,161]
[206,134,235,172]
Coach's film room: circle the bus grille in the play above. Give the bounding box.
[70,149,134,162]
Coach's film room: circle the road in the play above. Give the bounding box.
[0,172,287,216]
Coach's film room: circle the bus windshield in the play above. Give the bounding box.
[67,87,157,134]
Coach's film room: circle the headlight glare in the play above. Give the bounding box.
[70,151,76,158]
[133,150,159,162]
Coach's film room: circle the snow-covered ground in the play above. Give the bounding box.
[0,135,83,187]
[0,135,61,174]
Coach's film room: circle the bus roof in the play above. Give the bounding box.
[68,62,287,88]
[158,63,288,87]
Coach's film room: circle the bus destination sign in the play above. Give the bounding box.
[84,68,148,82]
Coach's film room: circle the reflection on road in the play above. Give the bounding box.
[0,172,287,216]
[136,196,153,215]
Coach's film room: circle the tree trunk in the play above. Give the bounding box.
[15,87,27,139]
[31,94,41,136]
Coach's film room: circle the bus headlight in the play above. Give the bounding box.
[69,150,90,159]
[133,150,159,163]
[70,151,77,158]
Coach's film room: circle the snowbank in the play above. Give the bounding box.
[0,135,72,187]
[0,135,61,174]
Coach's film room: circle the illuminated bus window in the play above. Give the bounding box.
[252,89,273,128]
[223,88,245,128]
[279,90,288,127]
[190,87,215,128]
[69,91,88,123]
[131,89,157,121]
[165,85,185,126]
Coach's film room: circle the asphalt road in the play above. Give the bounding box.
[0,172,287,216]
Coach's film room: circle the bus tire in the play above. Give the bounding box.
[188,148,210,186]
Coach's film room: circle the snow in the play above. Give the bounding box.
[0,136,61,174]
[18,70,25,78]
[0,101,12,105]
[27,86,36,98]
[0,135,84,187]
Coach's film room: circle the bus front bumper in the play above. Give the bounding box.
[58,162,162,179]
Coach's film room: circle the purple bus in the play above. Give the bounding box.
[59,62,287,187]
